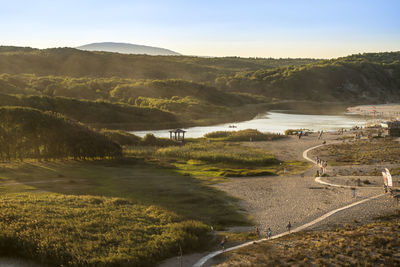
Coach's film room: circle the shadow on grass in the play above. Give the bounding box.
[0,158,251,229]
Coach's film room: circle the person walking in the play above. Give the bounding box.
[318,130,323,140]
[220,236,227,251]
[266,227,272,239]
[352,187,356,198]
[287,221,292,233]
[255,226,260,238]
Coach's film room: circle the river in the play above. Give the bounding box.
[131,111,367,138]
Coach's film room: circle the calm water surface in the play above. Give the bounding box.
[131,111,367,138]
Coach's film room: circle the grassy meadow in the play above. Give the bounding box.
[125,131,309,182]
[0,160,251,266]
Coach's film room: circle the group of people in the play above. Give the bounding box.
[218,222,292,251]
[315,156,328,176]
[254,226,273,240]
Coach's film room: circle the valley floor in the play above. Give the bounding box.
[159,132,400,267]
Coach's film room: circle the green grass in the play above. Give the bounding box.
[126,141,288,180]
[204,129,284,142]
[155,142,279,166]
[126,141,309,180]
[0,160,251,266]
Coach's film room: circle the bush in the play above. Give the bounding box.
[142,133,158,145]
[141,133,177,147]
[204,131,232,138]
[101,129,141,146]
[284,129,310,135]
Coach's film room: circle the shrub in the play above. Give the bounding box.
[204,131,232,138]
[284,129,310,135]
[101,129,141,146]
[141,133,177,147]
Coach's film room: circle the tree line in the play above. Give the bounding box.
[0,107,122,161]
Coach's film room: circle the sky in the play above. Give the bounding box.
[1,0,399,58]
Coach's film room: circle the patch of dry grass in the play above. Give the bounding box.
[312,138,400,165]
[214,212,400,267]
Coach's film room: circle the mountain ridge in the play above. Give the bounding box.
[76,42,181,56]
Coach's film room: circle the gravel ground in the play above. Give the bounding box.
[213,174,382,237]
[214,132,391,236]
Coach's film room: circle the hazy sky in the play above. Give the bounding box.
[1,0,399,58]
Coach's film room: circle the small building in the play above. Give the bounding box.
[169,129,186,141]
[387,121,400,137]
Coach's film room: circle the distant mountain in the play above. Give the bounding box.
[76,42,181,56]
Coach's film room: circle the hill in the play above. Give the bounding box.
[0,106,122,160]
[0,93,180,130]
[218,52,400,104]
[0,46,315,82]
[0,47,399,129]
[76,42,181,56]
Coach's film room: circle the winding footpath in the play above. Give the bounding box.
[193,143,385,267]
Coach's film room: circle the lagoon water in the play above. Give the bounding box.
[131,111,367,138]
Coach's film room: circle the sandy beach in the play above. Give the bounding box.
[348,104,400,119]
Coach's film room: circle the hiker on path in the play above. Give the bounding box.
[298,131,302,139]
[287,221,292,233]
[266,227,272,239]
[318,130,323,140]
[255,226,260,238]
[352,187,357,198]
[323,161,328,173]
[220,236,227,251]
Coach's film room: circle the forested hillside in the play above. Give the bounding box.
[0,47,399,131]
[0,46,315,82]
[0,93,179,129]
[217,52,400,103]
[0,107,122,161]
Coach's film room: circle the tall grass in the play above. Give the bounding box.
[0,193,210,266]
[204,129,284,142]
[156,142,280,166]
